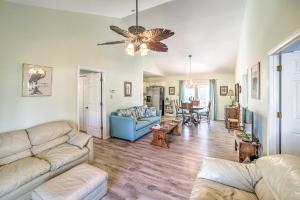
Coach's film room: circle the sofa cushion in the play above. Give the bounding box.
[255,178,276,200]
[0,130,31,159]
[31,135,69,155]
[199,157,261,193]
[36,143,88,171]
[190,178,258,200]
[0,157,50,197]
[136,120,150,131]
[0,149,32,165]
[139,116,161,124]
[26,121,72,146]
[256,154,300,200]
[145,107,157,117]
[68,130,91,149]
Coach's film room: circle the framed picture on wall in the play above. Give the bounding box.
[220,86,228,96]
[251,62,260,99]
[124,81,132,97]
[169,87,175,95]
[22,63,53,97]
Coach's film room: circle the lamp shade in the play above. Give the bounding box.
[227,89,234,97]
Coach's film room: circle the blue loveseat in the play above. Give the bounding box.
[110,106,161,141]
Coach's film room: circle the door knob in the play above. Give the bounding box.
[85,107,89,109]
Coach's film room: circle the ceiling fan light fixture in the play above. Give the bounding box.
[126,43,135,56]
[140,43,149,56]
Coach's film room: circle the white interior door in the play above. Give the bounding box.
[79,77,87,131]
[86,73,102,138]
[282,51,300,156]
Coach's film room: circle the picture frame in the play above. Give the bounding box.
[124,81,132,97]
[22,63,53,97]
[220,86,228,96]
[251,62,260,99]
[169,87,175,95]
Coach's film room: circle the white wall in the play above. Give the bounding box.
[145,73,235,120]
[235,0,300,154]
[0,2,159,138]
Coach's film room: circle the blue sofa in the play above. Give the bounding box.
[110,108,161,142]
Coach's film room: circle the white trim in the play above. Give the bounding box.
[268,28,300,55]
[268,29,300,154]
[268,55,280,154]
[77,66,107,139]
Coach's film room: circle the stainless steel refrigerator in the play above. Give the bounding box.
[145,86,164,115]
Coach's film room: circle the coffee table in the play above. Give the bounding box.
[151,121,180,148]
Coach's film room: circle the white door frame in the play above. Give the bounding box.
[268,28,300,154]
[77,66,107,139]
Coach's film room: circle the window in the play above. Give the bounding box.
[197,84,209,107]
[183,81,209,107]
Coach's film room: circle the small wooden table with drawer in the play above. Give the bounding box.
[234,131,261,162]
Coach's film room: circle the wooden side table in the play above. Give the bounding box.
[234,131,261,162]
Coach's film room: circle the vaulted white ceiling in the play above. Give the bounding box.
[6,0,246,75]
[124,0,246,75]
[4,0,173,18]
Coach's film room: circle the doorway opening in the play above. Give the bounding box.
[268,29,300,155]
[78,67,105,139]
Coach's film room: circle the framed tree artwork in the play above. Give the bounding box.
[124,81,132,97]
[22,63,53,97]
[251,62,260,99]
[169,87,175,95]
[220,86,228,96]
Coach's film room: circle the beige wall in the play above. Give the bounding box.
[235,0,300,153]
[145,73,235,120]
[0,2,159,138]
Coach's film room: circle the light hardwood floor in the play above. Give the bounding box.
[93,120,237,200]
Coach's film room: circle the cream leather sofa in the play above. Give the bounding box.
[190,154,300,200]
[0,121,94,200]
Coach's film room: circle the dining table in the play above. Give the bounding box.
[179,104,205,126]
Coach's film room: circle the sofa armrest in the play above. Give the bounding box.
[67,130,91,148]
[198,157,261,193]
[110,115,136,140]
[67,130,94,163]
[87,137,94,164]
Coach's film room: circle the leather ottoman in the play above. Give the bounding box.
[32,163,108,200]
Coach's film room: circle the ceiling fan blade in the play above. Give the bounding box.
[110,26,135,38]
[143,28,175,41]
[97,40,126,45]
[147,42,168,52]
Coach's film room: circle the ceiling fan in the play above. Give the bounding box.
[97,0,175,56]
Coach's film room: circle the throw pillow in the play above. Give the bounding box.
[145,108,152,117]
[135,105,147,118]
[149,107,157,117]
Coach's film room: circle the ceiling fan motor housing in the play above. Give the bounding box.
[128,25,146,34]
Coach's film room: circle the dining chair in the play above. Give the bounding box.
[191,100,200,120]
[227,104,241,132]
[175,100,183,118]
[199,101,211,125]
[180,102,193,126]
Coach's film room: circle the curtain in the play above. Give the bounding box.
[179,80,185,102]
[209,79,217,120]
